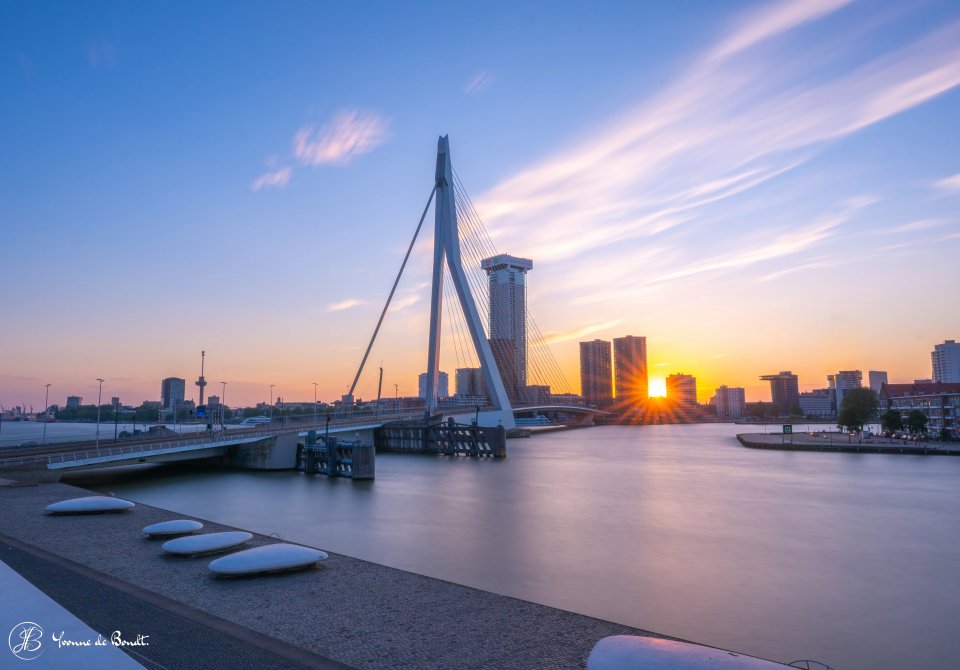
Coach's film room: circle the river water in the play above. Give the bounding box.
[95,424,958,670]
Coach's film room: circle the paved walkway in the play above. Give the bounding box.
[1,556,146,669]
[0,482,660,669]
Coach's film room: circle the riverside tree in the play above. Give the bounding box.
[837,388,879,433]
[880,409,903,433]
[906,409,928,434]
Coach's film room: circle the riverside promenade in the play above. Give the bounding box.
[0,480,661,669]
[737,431,960,455]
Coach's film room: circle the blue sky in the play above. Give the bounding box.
[2,0,959,408]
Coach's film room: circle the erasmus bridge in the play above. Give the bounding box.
[0,137,605,476]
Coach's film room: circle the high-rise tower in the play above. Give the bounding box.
[579,339,613,408]
[196,350,207,406]
[613,335,648,404]
[481,254,533,402]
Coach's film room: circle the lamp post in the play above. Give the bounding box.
[95,378,104,455]
[42,384,51,445]
[269,384,275,421]
[220,381,226,432]
[313,382,318,427]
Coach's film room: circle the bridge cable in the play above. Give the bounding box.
[348,185,437,398]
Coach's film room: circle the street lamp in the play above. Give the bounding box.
[269,384,275,421]
[220,381,226,432]
[313,382,318,426]
[42,384,51,445]
[95,378,104,454]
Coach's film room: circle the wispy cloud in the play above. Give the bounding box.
[537,320,623,345]
[294,109,390,166]
[464,71,494,95]
[327,298,366,312]
[887,218,945,234]
[933,174,960,193]
[474,1,960,288]
[251,167,292,191]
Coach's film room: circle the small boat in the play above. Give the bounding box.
[45,496,135,514]
[142,520,203,537]
[208,543,328,576]
[162,531,252,556]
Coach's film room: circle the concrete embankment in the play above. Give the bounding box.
[737,432,960,455]
[0,481,662,669]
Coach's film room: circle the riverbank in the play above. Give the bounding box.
[0,480,664,669]
[737,432,960,455]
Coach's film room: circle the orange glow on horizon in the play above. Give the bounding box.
[648,377,667,397]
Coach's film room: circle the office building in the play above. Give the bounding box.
[613,335,648,405]
[481,254,533,400]
[868,371,888,393]
[799,389,833,417]
[760,371,799,413]
[932,340,960,383]
[712,386,745,419]
[161,377,186,411]
[667,373,698,406]
[830,370,863,410]
[66,396,82,409]
[880,382,960,439]
[455,368,486,399]
[419,371,449,399]
[579,339,613,408]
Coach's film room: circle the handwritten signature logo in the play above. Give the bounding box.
[8,621,44,661]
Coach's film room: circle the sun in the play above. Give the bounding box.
[648,377,667,398]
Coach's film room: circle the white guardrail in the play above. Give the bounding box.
[0,412,427,469]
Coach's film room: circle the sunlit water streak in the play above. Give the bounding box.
[98,424,959,670]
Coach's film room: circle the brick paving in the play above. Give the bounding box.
[0,482,661,669]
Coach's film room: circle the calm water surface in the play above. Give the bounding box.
[101,424,960,670]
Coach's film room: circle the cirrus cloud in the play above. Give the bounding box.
[251,167,292,191]
[294,109,391,166]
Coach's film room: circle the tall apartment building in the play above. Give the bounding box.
[868,371,888,393]
[712,385,745,418]
[455,368,487,399]
[613,335,648,405]
[829,370,863,410]
[481,254,533,402]
[160,377,186,411]
[666,373,697,406]
[419,371,449,399]
[760,371,799,412]
[932,340,960,383]
[65,396,82,409]
[579,339,613,408]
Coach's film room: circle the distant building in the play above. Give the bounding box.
[932,340,960,383]
[482,254,533,399]
[110,396,120,408]
[830,370,862,410]
[161,377,186,411]
[207,395,220,407]
[455,368,486,399]
[868,371,888,393]
[666,373,697,406]
[880,382,960,439]
[66,396,82,409]
[760,371,799,413]
[579,339,613,408]
[549,393,584,406]
[712,386,745,419]
[613,335,648,405]
[520,384,551,405]
[799,389,833,417]
[418,371,449,399]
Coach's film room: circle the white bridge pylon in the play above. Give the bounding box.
[425,136,515,429]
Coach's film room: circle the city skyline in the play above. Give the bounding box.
[2,1,959,407]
